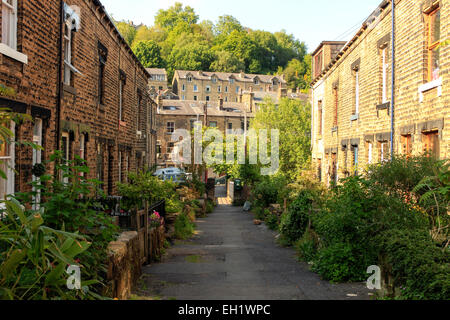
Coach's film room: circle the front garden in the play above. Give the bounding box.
[247,155,449,300]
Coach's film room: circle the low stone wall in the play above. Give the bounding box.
[107,232,141,300]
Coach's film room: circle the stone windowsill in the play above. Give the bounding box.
[350,114,359,121]
[0,44,28,64]
[418,78,442,102]
[331,126,338,133]
[63,84,77,96]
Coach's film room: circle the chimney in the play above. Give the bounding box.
[197,70,203,76]
[277,87,287,101]
[239,71,245,79]
[242,92,254,113]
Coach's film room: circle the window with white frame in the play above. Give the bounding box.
[64,23,72,85]
[218,86,221,93]
[187,76,192,82]
[206,86,211,93]
[118,151,122,183]
[229,78,234,84]
[61,132,70,183]
[166,122,175,134]
[193,84,198,92]
[182,84,186,91]
[382,48,389,103]
[225,86,228,93]
[0,122,15,201]
[1,0,17,49]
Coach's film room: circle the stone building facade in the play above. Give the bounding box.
[0,0,155,198]
[147,68,168,97]
[155,96,255,169]
[311,0,449,185]
[172,70,287,103]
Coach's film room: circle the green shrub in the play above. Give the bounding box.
[252,206,265,220]
[264,212,279,231]
[206,200,215,214]
[279,190,313,245]
[252,175,288,208]
[295,229,319,263]
[311,242,372,283]
[376,228,450,300]
[174,213,195,240]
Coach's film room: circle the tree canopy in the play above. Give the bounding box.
[115,2,310,90]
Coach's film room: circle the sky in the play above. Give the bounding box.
[101,0,382,53]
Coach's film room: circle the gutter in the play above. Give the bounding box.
[56,0,64,151]
[390,0,395,159]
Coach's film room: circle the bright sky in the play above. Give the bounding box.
[101,0,382,53]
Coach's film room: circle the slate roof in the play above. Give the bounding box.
[158,100,254,118]
[174,70,286,84]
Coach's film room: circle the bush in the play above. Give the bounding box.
[206,200,215,214]
[14,153,119,296]
[311,242,371,283]
[252,205,265,220]
[376,228,450,299]
[295,229,319,263]
[279,190,313,245]
[252,175,288,208]
[174,213,195,240]
[264,212,279,231]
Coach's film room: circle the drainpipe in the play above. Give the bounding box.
[56,0,64,152]
[390,0,395,160]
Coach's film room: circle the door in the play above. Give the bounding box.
[32,119,43,210]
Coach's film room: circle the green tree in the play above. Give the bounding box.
[281,58,311,91]
[116,21,137,46]
[210,50,245,73]
[214,15,243,36]
[155,2,199,31]
[251,98,311,182]
[131,40,164,68]
[167,40,214,79]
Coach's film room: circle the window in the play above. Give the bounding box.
[1,0,17,49]
[96,143,104,184]
[206,86,211,92]
[182,84,185,91]
[182,95,185,100]
[156,141,162,156]
[381,48,389,103]
[272,79,278,86]
[159,86,163,91]
[166,122,175,134]
[137,93,142,131]
[194,96,198,101]
[236,86,240,94]
[64,23,73,85]
[0,122,14,201]
[119,76,125,122]
[193,84,198,92]
[98,43,108,105]
[218,86,221,93]
[254,78,259,85]
[118,151,122,183]
[354,69,359,115]
[314,51,323,79]
[209,121,217,128]
[379,141,389,163]
[229,78,234,84]
[206,96,210,101]
[331,153,337,184]
[367,142,373,164]
[167,142,175,154]
[61,132,71,183]
[426,6,441,81]
[401,135,412,157]
[318,100,323,136]
[228,123,233,130]
[317,159,322,182]
[211,77,217,84]
[422,131,439,159]
[225,97,228,102]
[187,76,193,82]
[352,145,359,175]
[333,86,338,127]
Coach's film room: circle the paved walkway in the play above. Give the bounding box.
[137,188,371,300]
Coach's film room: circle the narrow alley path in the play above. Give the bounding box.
[136,187,371,300]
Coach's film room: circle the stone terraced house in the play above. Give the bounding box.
[0,0,156,198]
[172,70,287,103]
[311,0,449,185]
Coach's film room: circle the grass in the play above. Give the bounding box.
[185,255,204,263]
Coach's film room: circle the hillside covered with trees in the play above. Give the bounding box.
[114,2,311,91]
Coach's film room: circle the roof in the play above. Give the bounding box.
[174,70,286,84]
[92,0,149,78]
[311,41,347,57]
[311,0,390,85]
[158,100,254,118]
[146,68,167,75]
